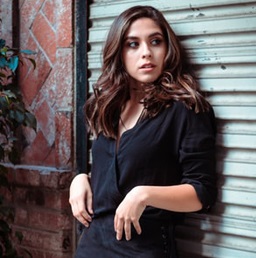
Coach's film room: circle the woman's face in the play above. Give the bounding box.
[122,18,167,88]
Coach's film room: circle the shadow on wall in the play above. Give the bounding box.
[175,117,225,258]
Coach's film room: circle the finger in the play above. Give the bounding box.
[72,203,92,227]
[124,219,131,241]
[77,214,90,227]
[114,215,124,241]
[114,214,117,231]
[86,192,94,215]
[80,209,92,223]
[133,220,142,235]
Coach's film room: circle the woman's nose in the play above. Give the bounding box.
[142,43,152,58]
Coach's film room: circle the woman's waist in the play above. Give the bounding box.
[92,210,177,228]
[90,213,175,243]
[92,206,183,225]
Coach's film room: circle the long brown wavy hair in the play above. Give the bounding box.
[85,5,210,139]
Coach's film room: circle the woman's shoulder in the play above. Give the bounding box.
[164,100,216,132]
[169,100,215,118]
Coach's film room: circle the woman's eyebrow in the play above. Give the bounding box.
[124,32,164,41]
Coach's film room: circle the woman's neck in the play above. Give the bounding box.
[129,85,145,103]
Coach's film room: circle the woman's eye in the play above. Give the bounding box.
[128,41,138,48]
[151,39,162,45]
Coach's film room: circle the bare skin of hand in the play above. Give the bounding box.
[69,173,93,227]
[114,186,146,241]
[114,184,202,241]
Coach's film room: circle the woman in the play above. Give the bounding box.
[70,5,217,258]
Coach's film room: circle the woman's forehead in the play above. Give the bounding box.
[125,18,162,37]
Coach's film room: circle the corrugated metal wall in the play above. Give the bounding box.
[87,1,256,257]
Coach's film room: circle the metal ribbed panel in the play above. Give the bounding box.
[88,1,256,257]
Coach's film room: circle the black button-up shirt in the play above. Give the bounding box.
[91,101,217,222]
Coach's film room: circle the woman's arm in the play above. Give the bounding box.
[69,173,93,227]
[114,183,202,241]
[138,184,202,212]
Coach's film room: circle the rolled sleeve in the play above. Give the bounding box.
[179,108,217,211]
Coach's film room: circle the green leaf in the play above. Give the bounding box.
[0,95,9,110]
[0,46,8,56]
[0,56,7,68]
[0,39,6,48]
[3,89,17,99]
[7,56,19,72]
[26,57,36,70]
[20,49,36,55]
[24,112,37,130]
[9,109,25,123]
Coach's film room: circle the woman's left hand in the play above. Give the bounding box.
[114,186,147,241]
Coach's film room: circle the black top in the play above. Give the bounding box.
[90,101,217,222]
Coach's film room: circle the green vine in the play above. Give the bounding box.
[0,38,36,257]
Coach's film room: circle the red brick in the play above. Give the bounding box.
[18,34,38,90]
[18,249,45,258]
[43,0,57,27]
[21,126,37,147]
[13,227,72,252]
[20,0,45,31]
[35,98,55,146]
[55,48,73,108]
[21,131,52,165]
[14,187,45,207]
[43,147,56,167]
[14,187,70,210]
[40,171,73,189]
[39,172,60,189]
[29,209,72,231]
[14,187,28,204]
[3,1,76,257]
[18,249,72,258]
[43,252,73,258]
[0,186,13,203]
[7,168,16,184]
[14,206,28,225]
[15,169,40,187]
[27,249,73,258]
[40,66,57,108]
[32,12,57,64]
[58,171,74,189]
[55,112,72,169]
[20,48,51,105]
[43,189,70,210]
[57,0,73,47]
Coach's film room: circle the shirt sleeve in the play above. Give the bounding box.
[179,107,217,211]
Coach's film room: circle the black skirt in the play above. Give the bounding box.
[75,214,178,258]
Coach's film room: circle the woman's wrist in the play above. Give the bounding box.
[133,185,150,207]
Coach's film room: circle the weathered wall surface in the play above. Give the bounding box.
[0,0,75,257]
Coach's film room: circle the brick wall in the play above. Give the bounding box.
[19,0,74,169]
[10,167,75,257]
[1,0,76,257]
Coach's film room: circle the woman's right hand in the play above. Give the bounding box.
[69,173,93,227]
